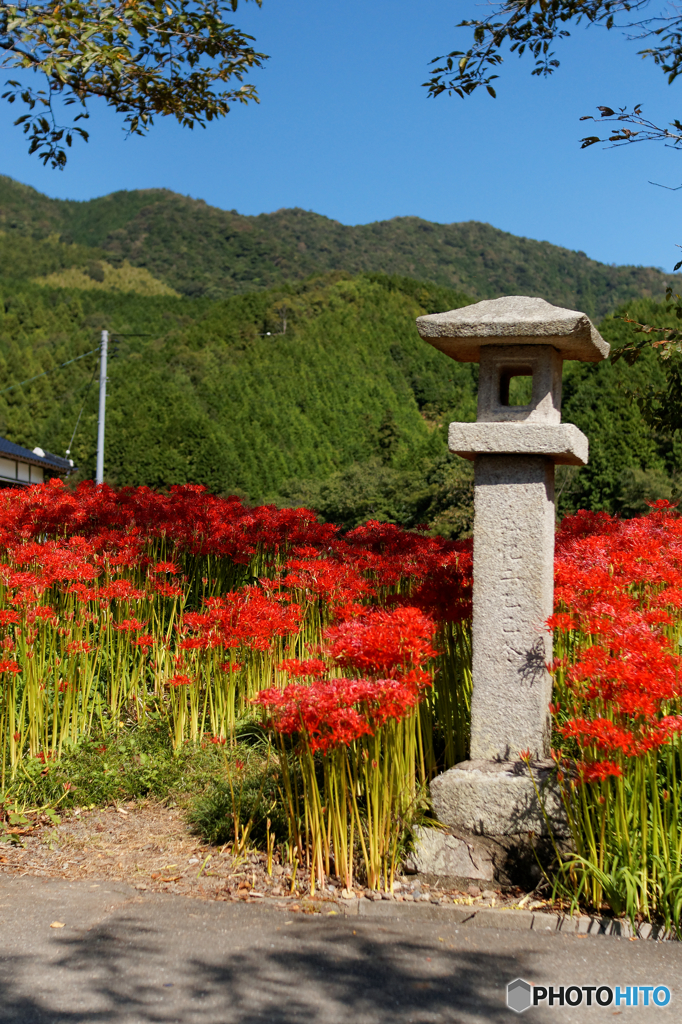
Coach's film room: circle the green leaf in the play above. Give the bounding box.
[0,833,25,847]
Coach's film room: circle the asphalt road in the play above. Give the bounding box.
[0,876,680,1024]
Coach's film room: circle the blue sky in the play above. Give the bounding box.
[2,0,682,271]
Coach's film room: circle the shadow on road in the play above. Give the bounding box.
[0,905,528,1023]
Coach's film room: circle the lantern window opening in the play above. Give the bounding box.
[499,366,534,408]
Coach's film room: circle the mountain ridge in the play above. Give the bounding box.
[0,175,677,319]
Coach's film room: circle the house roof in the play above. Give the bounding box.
[0,437,74,473]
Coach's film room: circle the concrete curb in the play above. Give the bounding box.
[335,898,674,940]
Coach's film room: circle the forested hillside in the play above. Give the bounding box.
[0,270,477,531]
[0,175,678,319]
[0,238,677,533]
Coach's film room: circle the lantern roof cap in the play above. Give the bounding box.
[416,295,609,363]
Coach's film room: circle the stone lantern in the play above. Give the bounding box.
[415,296,609,851]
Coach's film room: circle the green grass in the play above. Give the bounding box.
[2,718,232,812]
[186,738,290,850]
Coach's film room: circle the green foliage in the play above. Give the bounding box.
[558,301,682,516]
[0,176,678,318]
[280,452,475,537]
[36,261,180,296]
[0,231,97,281]
[608,291,682,441]
[2,1,266,167]
[0,270,477,509]
[4,720,231,810]
[186,747,289,848]
[426,2,681,116]
[616,466,678,517]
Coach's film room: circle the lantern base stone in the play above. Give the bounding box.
[429,760,566,837]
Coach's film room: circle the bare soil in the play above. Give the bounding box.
[0,800,535,912]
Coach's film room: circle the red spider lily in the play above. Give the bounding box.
[324,606,438,676]
[280,558,373,609]
[0,480,473,780]
[30,606,59,624]
[546,612,577,631]
[181,613,214,630]
[3,571,41,589]
[65,583,99,602]
[190,588,303,651]
[254,681,375,752]
[577,760,624,782]
[552,505,682,781]
[65,640,92,656]
[278,658,327,678]
[168,673,192,687]
[154,581,184,598]
[131,634,155,649]
[100,580,146,601]
[178,637,213,650]
[255,669,430,753]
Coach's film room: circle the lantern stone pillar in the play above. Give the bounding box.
[416,296,609,841]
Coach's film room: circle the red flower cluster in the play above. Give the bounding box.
[0,480,473,761]
[254,675,426,753]
[324,606,437,678]
[552,501,682,774]
[256,606,438,751]
[180,587,302,651]
[7,477,679,781]
[0,480,472,623]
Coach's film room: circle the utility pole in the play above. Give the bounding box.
[95,329,108,486]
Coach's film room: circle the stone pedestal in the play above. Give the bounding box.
[412,297,609,877]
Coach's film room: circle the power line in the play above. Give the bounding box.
[65,362,99,458]
[0,329,147,401]
[0,352,98,399]
[0,330,143,473]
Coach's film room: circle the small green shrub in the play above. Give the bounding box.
[187,730,289,849]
